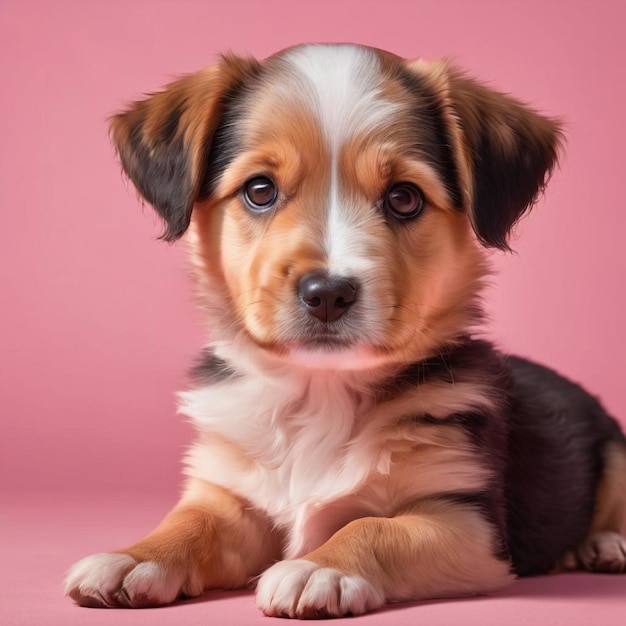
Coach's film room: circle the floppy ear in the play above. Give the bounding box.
[110,54,260,241]
[447,71,562,249]
[409,61,562,250]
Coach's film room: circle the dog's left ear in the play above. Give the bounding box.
[110,54,260,241]
[410,61,563,250]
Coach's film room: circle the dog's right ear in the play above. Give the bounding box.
[444,69,562,250]
[110,54,260,241]
[405,59,562,250]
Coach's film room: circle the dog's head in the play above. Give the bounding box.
[111,44,561,370]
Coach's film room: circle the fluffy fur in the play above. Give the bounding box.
[65,44,626,618]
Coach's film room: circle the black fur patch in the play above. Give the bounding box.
[199,81,254,199]
[190,349,238,385]
[124,122,193,241]
[467,115,556,250]
[393,67,463,209]
[385,340,512,495]
[447,76,561,250]
[505,356,625,575]
[382,338,626,576]
[383,338,509,391]
[113,63,261,242]
[413,411,488,445]
[160,104,185,144]
[388,339,512,562]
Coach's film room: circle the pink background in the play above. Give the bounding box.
[1,1,625,624]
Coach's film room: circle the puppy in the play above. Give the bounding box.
[65,43,626,618]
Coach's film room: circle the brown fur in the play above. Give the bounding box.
[592,443,626,535]
[65,45,586,617]
[116,480,279,596]
[110,54,261,241]
[304,499,513,601]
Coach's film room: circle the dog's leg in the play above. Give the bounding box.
[560,442,626,574]
[256,498,513,618]
[65,479,279,608]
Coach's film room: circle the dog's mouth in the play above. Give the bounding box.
[279,329,393,370]
[241,301,393,370]
[285,341,391,370]
[294,333,356,351]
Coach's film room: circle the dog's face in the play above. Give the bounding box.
[111,44,560,370]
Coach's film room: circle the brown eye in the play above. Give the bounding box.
[384,183,424,219]
[243,176,278,212]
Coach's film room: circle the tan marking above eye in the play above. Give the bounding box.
[341,139,454,211]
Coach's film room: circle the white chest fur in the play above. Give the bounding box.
[179,362,492,557]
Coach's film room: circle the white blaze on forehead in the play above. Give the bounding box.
[283,44,395,149]
[283,45,401,275]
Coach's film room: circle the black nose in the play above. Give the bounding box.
[298,272,358,323]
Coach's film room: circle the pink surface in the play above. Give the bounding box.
[1,0,625,624]
[3,494,626,626]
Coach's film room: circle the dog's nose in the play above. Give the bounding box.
[298,272,358,323]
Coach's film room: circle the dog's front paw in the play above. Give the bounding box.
[65,553,185,608]
[256,559,384,619]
